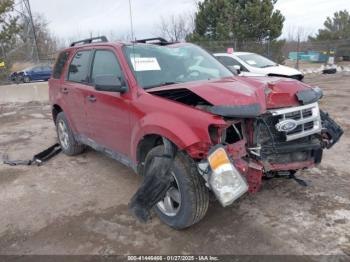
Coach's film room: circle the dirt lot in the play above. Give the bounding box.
[0,75,349,256]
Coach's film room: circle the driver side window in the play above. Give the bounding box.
[91,50,123,84]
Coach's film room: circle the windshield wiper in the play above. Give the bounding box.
[261,63,278,68]
[260,65,275,68]
[144,82,181,90]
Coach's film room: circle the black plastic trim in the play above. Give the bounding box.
[70,36,108,47]
[76,135,137,173]
[209,104,261,118]
[296,87,323,105]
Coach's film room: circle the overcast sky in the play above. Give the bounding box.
[27,0,350,42]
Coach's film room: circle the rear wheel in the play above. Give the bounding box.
[23,76,31,83]
[56,112,85,156]
[144,146,209,229]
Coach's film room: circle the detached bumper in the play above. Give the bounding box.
[320,110,343,149]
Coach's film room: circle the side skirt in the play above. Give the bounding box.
[76,135,138,173]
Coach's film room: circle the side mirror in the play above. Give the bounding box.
[95,75,128,93]
[233,65,242,75]
[227,65,241,75]
[233,65,241,71]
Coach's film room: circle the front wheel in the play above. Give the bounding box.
[144,146,209,229]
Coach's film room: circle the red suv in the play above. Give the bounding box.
[49,37,342,229]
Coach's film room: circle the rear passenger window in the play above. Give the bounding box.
[68,50,92,83]
[53,51,69,79]
[217,56,238,67]
[91,50,123,84]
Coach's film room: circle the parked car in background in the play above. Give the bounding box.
[9,72,19,82]
[17,65,52,83]
[214,51,304,81]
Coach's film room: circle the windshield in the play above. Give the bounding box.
[237,53,277,68]
[123,44,233,89]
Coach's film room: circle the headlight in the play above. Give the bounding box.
[207,146,248,207]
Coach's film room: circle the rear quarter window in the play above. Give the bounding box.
[53,51,70,79]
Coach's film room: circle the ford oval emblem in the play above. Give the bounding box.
[276,119,298,132]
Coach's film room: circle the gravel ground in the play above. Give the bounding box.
[0,75,349,257]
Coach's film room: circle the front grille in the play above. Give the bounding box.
[269,102,322,141]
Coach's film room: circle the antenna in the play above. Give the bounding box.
[128,0,139,79]
[128,0,135,41]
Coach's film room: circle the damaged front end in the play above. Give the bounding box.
[147,79,343,209]
[195,89,342,206]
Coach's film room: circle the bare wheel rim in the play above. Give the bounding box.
[156,172,181,217]
[57,119,69,150]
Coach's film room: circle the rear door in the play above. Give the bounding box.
[84,48,131,158]
[63,49,93,137]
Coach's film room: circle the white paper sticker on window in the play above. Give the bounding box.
[246,60,257,65]
[131,57,161,71]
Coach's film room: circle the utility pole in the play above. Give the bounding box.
[267,30,271,58]
[23,0,40,62]
[296,33,300,70]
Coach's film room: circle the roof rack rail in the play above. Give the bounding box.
[70,36,108,47]
[134,37,173,45]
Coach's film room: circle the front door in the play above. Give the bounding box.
[85,48,131,159]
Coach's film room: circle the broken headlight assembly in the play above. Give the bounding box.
[207,146,248,207]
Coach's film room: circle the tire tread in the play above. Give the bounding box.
[146,146,209,229]
[56,112,85,156]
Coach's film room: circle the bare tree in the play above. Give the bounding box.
[284,26,313,69]
[286,26,311,42]
[157,13,194,42]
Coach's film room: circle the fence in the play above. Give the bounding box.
[282,39,350,70]
[191,39,350,70]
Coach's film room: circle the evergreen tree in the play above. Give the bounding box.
[188,0,284,48]
[310,10,350,41]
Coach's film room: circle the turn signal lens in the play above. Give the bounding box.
[208,147,230,171]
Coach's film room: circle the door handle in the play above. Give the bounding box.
[61,88,69,94]
[87,95,97,102]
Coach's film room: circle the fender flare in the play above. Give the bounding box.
[51,103,79,133]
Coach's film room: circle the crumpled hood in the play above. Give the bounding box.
[148,76,317,116]
[239,76,315,108]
